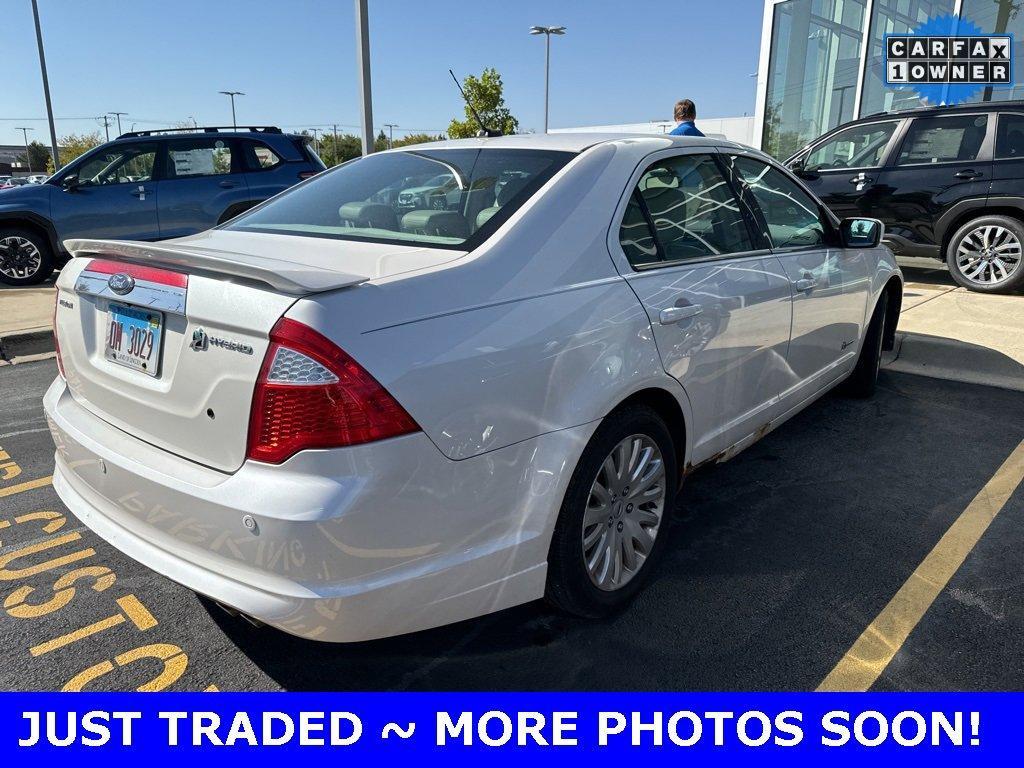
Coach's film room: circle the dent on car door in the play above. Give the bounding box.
[157,137,250,238]
[729,154,871,394]
[792,119,903,220]
[613,151,793,463]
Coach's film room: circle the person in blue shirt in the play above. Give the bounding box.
[669,99,704,137]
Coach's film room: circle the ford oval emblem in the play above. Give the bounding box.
[107,272,135,295]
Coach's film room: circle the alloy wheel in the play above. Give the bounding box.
[955,225,1022,286]
[0,236,42,281]
[582,433,666,591]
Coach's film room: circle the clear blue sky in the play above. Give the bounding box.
[3,0,764,147]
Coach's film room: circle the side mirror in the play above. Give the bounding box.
[840,217,883,249]
[60,174,80,191]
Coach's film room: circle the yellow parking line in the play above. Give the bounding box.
[818,437,1024,692]
[0,476,53,498]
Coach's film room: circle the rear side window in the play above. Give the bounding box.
[226,148,573,249]
[166,138,234,177]
[896,114,988,165]
[732,156,826,249]
[995,114,1024,159]
[249,142,282,169]
[804,121,899,171]
[618,154,754,268]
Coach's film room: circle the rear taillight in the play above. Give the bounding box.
[53,292,64,379]
[246,318,419,464]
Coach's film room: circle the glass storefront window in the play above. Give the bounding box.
[961,0,1024,102]
[762,0,867,159]
[859,0,955,116]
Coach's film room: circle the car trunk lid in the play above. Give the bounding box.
[56,232,465,472]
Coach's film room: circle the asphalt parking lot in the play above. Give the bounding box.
[1,272,1022,692]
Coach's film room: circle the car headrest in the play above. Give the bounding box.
[338,202,398,230]
[495,175,531,207]
[401,210,469,239]
[476,207,499,229]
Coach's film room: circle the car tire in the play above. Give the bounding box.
[945,215,1024,293]
[841,294,887,399]
[546,405,678,618]
[0,227,54,286]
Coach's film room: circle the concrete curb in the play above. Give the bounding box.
[0,327,54,363]
[883,331,1024,393]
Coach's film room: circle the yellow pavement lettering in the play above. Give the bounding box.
[63,643,188,692]
[819,437,1024,692]
[4,565,116,619]
[30,594,158,657]
[0,531,95,581]
[0,475,52,498]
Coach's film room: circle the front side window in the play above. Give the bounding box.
[227,148,573,249]
[618,154,754,268]
[995,113,1024,158]
[733,156,826,249]
[166,138,234,178]
[73,143,157,186]
[896,114,989,165]
[804,121,899,171]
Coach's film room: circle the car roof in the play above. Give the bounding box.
[849,99,1024,126]
[388,131,740,154]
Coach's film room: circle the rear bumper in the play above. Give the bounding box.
[44,378,595,642]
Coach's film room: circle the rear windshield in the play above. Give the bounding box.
[225,148,574,249]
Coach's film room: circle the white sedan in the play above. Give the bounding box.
[46,133,902,642]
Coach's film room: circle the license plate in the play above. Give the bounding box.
[104,302,163,376]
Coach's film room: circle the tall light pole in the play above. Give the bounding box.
[31,0,59,169]
[309,127,322,157]
[354,0,374,155]
[15,127,34,172]
[383,123,398,149]
[109,111,128,136]
[529,25,566,134]
[332,123,339,166]
[219,90,244,129]
[98,115,111,142]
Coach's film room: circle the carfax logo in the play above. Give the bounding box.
[884,14,1013,105]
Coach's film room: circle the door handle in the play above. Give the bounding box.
[219,180,239,188]
[849,173,874,185]
[795,278,817,292]
[954,169,983,179]
[130,185,147,199]
[659,304,703,324]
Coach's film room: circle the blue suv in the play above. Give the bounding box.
[0,126,325,285]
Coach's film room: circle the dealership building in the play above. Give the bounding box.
[558,0,1024,157]
[753,0,1024,158]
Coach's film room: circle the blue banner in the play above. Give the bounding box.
[0,693,1015,765]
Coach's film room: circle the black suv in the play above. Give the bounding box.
[786,102,1024,293]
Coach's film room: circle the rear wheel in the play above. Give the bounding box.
[945,215,1024,293]
[546,405,678,617]
[0,228,53,286]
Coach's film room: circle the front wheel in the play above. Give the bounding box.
[0,228,54,286]
[546,405,678,618]
[841,294,887,399]
[945,215,1024,293]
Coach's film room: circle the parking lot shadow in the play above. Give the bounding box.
[204,371,1024,691]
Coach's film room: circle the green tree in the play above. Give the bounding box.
[317,133,363,166]
[374,129,389,153]
[391,133,445,148]
[16,141,52,173]
[47,132,103,173]
[447,68,519,138]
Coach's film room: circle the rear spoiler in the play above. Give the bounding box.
[64,238,370,295]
